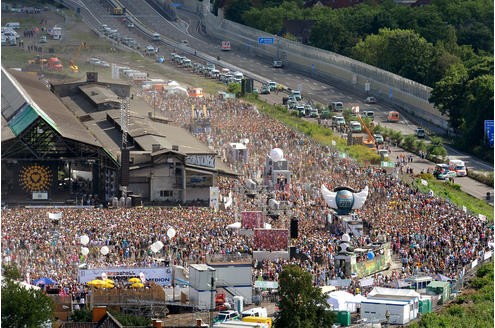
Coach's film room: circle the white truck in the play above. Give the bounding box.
[449,159,467,177]
[52,26,62,40]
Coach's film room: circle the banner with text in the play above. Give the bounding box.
[78,267,172,286]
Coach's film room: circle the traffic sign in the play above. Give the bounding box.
[258,37,274,45]
[485,120,494,148]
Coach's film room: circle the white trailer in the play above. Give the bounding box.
[52,26,62,40]
[361,299,417,325]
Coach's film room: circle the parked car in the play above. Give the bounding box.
[332,116,346,127]
[213,311,240,324]
[349,121,362,133]
[365,96,376,104]
[260,85,270,94]
[373,134,384,144]
[416,127,426,138]
[362,110,375,120]
[330,101,344,112]
[433,164,457,180]
[291,89,302,101]
[267,81,277,91]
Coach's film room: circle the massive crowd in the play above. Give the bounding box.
[2,85,493,300]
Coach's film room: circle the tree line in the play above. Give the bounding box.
[217,0,494,159]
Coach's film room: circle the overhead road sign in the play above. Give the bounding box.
[258,37,274,45]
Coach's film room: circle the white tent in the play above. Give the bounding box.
[350,294,367,304]
[1,276,41,291]
[227,222,242,229]
[327,290,358,312]
[165,86,188,96]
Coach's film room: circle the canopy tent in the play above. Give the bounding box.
[33,277,57,286]
[165,86,188,96]
[226,222,242,229]
[327,290,358,312]
[349,294,367,304]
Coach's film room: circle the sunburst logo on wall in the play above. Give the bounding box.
[19,164,53,192]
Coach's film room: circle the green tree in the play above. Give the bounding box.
[227,82,242,97]
[224,0,252,24]
[2,278,54,327]
[2,263,21,280]
[273,265,335,328]
[429,63,469,133]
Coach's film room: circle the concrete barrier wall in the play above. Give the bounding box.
[183,0,447,130]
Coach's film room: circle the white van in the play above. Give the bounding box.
[350,121,362,133]
[5,22,20,29]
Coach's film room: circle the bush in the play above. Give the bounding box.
[402,134,417,151]
[468,170,494,187]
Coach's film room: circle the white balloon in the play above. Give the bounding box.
[167,228,176,239]
[270,148,284,161]
[81,247,89,255]
[100,246,109,255]
[80,235,90,246]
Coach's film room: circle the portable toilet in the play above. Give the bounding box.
[427,281,450,305]
[233,295,244,314]
[419,296,432,314]
[335,311,351,327]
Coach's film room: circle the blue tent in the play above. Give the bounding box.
[33,277,57,285]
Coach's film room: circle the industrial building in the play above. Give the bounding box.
[1,68,235,206]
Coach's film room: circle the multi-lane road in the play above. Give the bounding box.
[65,0,493,202]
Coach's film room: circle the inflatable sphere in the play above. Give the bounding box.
[270,148,284,161]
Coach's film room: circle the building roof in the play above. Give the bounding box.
[427,281,450,288]
[1,68,100,146]
[78,84,120,105]
[368,287,420,299]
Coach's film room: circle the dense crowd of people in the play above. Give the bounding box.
[2,85,493,301]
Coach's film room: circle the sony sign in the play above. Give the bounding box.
[186,154,216,168]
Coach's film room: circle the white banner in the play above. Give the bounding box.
[210,187,220,210]
[329,279,352,287]
[254,281,279,289]
[78,267,172,286]
[359,277,374,287]
[483,251,492,261]
[471,259,478,269]
[48,212,63,220]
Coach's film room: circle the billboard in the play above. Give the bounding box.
[254,229,288,251]
[78,267,172,286]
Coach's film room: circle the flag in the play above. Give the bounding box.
[331,140,336,146]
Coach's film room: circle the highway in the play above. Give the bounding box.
[64,0,493,202]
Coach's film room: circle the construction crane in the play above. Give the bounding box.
[356,113,376,150]
[69,42,88,73]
